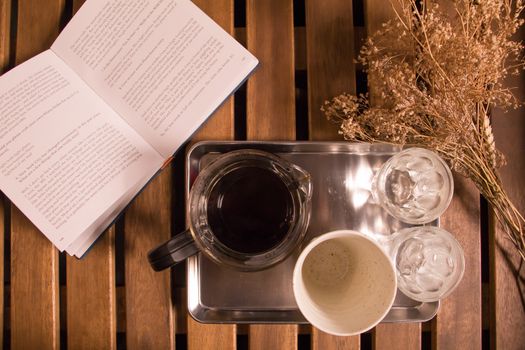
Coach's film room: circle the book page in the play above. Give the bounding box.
[51,0,258,158]
[0,51,164,250]
[65,168,157,257]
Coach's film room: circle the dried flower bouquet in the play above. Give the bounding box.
[322,0,525,260]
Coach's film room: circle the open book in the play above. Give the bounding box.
[0,0,258,257]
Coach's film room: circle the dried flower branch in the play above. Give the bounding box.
[323,0,525,261]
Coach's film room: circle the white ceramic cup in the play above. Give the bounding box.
[293,230,397,336]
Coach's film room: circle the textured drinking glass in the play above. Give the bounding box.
[388,226,465,302]
[372,147,454,224]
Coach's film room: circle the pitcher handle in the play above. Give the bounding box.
[148,229,199,271]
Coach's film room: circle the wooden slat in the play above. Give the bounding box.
[188,322,235,350]
[306,0,355,141]
[189,0,235,143]
[249,325,297,350]
[365,1,482,348]
[307,0,358,348]
[435,176,481,348]
[186,1,236,349]
[66,228,116,350]
[428,1,482,347]
[246,0,295,141]
[490,37,525,348]
[65,2,117,349]
[235,26,363,72]
[312,329,359,350]
[0,0,10,72]
[246,0,297,348]
[73,0,85,14]
[15,0,64,64]
[363,0,402,103]
[0,1,9,346]
[10,1,63,348]
[124,169,174,349]
[374,324,421,350]
[378,0,482,346]
[11,208,60,349]
[364,1,422,348]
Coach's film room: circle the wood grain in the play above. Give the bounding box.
[312,329,359,350]
[66,228,116,350]
[364,1,422,347]
[373,324,421,350]
[10,1,64,348]
[249,324,297,350]
[124,169,174,350]
[65,2,117,349]
[0,0,10,72]
[0,2,8,346]
[306,0,355,141]
[433,176,482,349]
[246,0,297,348]
[73,0,86,14]
[11,207,60,349]
[234,26,311,71]
[364,2,481,348]
[246,0,295,141]
[15,0,64,64]
[190,0,235,144]
[363,0,402,104]
[307,0,358,348]
[490,44,525,349]
[429,1,482,347]
[189,323,235,350]
[187,1,236,348]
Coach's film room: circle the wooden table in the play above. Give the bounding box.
[1,0,524,349]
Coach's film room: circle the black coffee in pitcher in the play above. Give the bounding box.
[148,149,311,272]
[206,166,294,254]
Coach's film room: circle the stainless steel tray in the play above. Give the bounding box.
[186,141,439,323]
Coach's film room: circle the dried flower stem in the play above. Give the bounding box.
[323,0,525,261]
